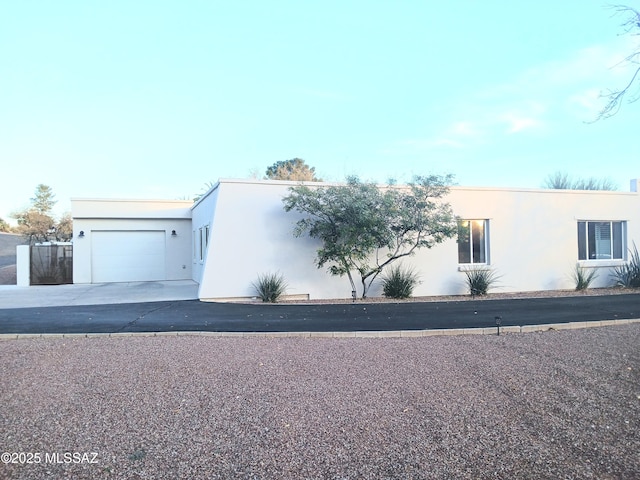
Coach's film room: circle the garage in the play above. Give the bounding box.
[91,231,166,283]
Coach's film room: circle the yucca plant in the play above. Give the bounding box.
[464,268,500,297]
[572,264,598,291]
[381,265,420,299]
[612,243,640,288]
[252,272,288,302]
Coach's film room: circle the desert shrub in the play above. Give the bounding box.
[382,265,420,299]
[252,272,288,302]
[612,243,640,288]
[572,265,598,290]
[464,268,500,297]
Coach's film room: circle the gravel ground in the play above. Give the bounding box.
[277,287,640,304]
[1,325,639,479]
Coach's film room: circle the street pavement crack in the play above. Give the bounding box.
[112,302,175,333]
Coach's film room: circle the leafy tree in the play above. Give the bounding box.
[265,158,321,181]
[283,175,457,298]
[597,5,640,119]
[0,218,11,233]
[10,184,72,244]
[542,171,618,190]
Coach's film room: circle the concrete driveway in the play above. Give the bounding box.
[0,280,199,308]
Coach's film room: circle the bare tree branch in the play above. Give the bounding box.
[596,5,640,120]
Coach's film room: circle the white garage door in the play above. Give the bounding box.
[92,231,166,283]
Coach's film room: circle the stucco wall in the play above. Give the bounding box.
[72,198,193,219]
[195,180,348,301]
[197,179,640,301]
[190,185,219,284]
[423,186,638,296]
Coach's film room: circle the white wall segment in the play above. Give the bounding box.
[190,184,220,284]
[16,245,30,286]
[72,198,192,219]
[195,180,346,301]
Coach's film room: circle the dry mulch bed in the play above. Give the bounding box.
[277,287,639,305]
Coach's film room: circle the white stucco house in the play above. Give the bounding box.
[71,178,640,301]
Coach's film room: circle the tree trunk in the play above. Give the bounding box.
[345,266,357,300]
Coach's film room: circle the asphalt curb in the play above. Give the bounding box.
[1,318,638,340]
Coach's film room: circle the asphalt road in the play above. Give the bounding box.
[0,294,639,334]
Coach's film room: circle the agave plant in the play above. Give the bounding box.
[464,268,500,297]
[381,265,420,299]
[612,243,640,288]
[572,264,598,291]
[252,272,288,302]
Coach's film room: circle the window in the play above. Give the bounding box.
[458,220,488,264]
[199,227,204,262]
[194,225,211,263]
[577,221,625,260]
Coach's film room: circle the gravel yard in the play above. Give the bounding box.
[1,325,639,479]
[277,287,640,304]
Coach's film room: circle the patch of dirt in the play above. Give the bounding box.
[276,287,639,305]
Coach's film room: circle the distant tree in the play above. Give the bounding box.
[571,177,619,190]
[283,175,457,299]
[0,218,11,233]
[542,171,618,190]
[543,171,573,189]
[11,210,55,244]
[30,184,56,214]
[265,158,321,181]
[597,5,640,119]
[54,213,73,242]
[10,184,71,244]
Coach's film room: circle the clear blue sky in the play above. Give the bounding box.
[1,1,638,223]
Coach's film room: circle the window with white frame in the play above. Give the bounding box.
[457,220,488,264]
[577,221,625,260]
